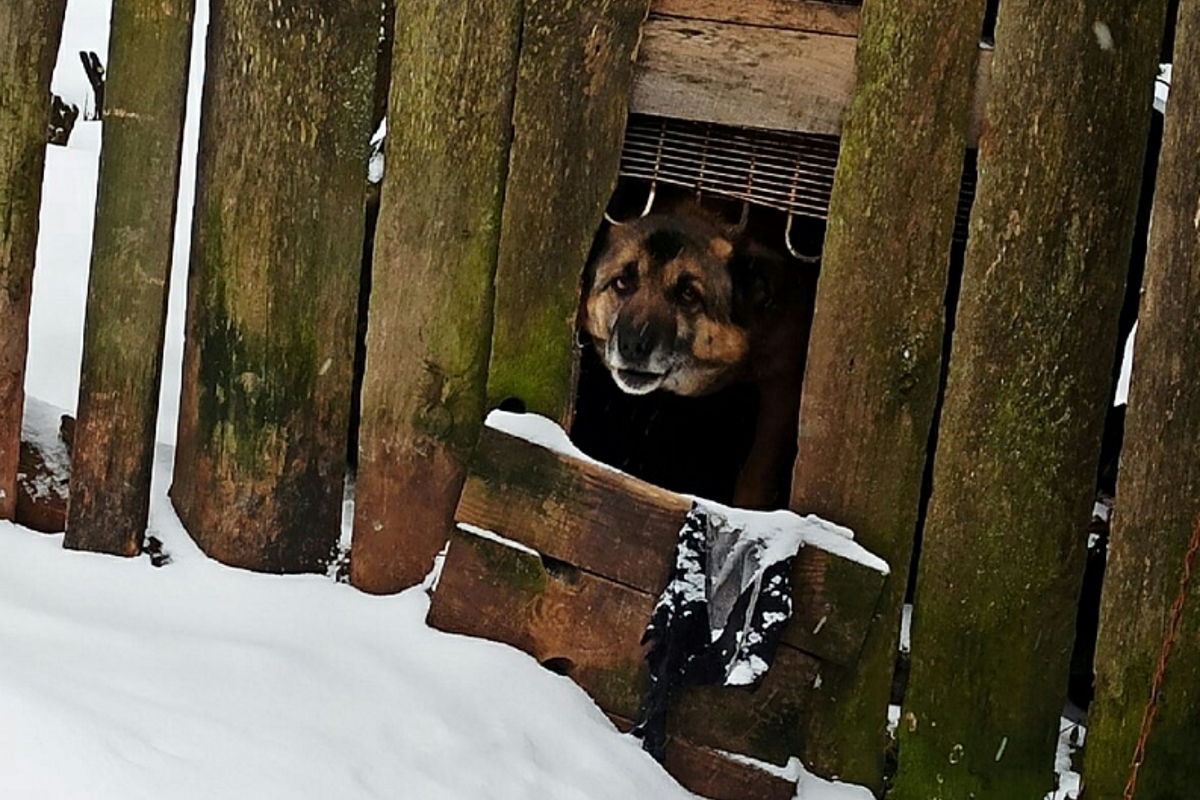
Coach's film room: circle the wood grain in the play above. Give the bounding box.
[630,17,856,136]
[649,0,859,36]
[456,424,886,667]
[485,0,651,422]
[350,0,522,594]
[630,16,992,145]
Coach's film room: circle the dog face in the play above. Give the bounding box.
[582,212,753,397]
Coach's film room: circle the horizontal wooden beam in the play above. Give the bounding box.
[630,16,992,143]
[455,423,886,668]
[649,0,860,36]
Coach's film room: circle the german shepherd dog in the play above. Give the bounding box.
[580,203,815,509]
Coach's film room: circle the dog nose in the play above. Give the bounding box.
[617,322,656,364]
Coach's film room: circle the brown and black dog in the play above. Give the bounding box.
[580,204,815,509]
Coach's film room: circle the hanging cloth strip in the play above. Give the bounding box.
[633,501,803,762]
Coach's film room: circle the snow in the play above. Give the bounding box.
[456,521,539,557]
[1114,322,1136,407]
[19,396,72,503]
[1047,719,1086,800]
[0,451,698,800]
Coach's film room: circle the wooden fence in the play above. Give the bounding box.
[2,0,1198,797]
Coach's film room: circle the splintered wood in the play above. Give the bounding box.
[427,421,887,799]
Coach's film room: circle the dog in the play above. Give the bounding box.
[580,203,815,509]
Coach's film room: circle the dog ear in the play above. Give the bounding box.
[729,242,778,326]
[708,236,733,261]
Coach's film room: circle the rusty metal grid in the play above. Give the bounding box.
[619,114,975,242]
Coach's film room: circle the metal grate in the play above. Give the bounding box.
[619,114,976,242]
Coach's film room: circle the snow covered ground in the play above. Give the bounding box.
[6,2,877,798]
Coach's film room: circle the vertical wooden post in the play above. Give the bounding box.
[787,0,988,789]
[1083,6,1200,796]
[892,3,1168,798]
[171,0,376,573]
[349,0,524,594]
[64,0,195,557]
[352,0,651,592]
[484,0,653,423]
[0,0,67,521]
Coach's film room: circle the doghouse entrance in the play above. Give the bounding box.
[571,115,834,507]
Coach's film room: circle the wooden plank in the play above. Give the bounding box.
[784,0,990,788]
[892,0,1170,796]
[649,0,859,36]
[629,17,993,145]
[485,0,652,422]
[170,0,377,573]
[427,528,655,723]
[457,423,693,591]
[64,0,195,557]
[428,528,826,766]
[0,0,68,520]
[349,0,522,594]
[629,17,856,136]
[456,424,887,666]
[609,714,798,800]
[1083,3,1200,795]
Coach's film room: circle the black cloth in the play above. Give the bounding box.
[633,502,801,762]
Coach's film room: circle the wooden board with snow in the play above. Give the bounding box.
[428,411,889,798]
[453,412,888,666]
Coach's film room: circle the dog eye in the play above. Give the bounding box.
[610,263,638,295]
[676,280,702,308]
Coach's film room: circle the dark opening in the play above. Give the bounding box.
[497,397,527,414]
[570,181,823,507]
[542,555,582,586]
[541,657,576,677]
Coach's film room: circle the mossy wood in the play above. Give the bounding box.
[457,424,886,666]
[1083,5,1200,796]
[484,0,651,423]
[65,0,195,557]
[428,529,824,769]
[785,0,989,788]
[349,0,522,595]
[892,2,1169,798]
[0,0,67,520]
[171,0,377,573]
[607,714,797,800]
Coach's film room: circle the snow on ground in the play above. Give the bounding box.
[0,447,699,800]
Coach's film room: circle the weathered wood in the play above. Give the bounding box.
[429,528,650,720]
[484,0,651,422]
[630,17,856,137]
[662,737,796,800]
[64,0,195,557]
[892,2,1169,798]
[649,0,860,36]
[428,528,825,766]
[630,18,993,145]
[348,0,523,594]
[0,0,67,520]
[1083,5,1200,796]
[609,713,799,800]
[784,0,988,788]
[456,423,887,666]
[171,0,377,573]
